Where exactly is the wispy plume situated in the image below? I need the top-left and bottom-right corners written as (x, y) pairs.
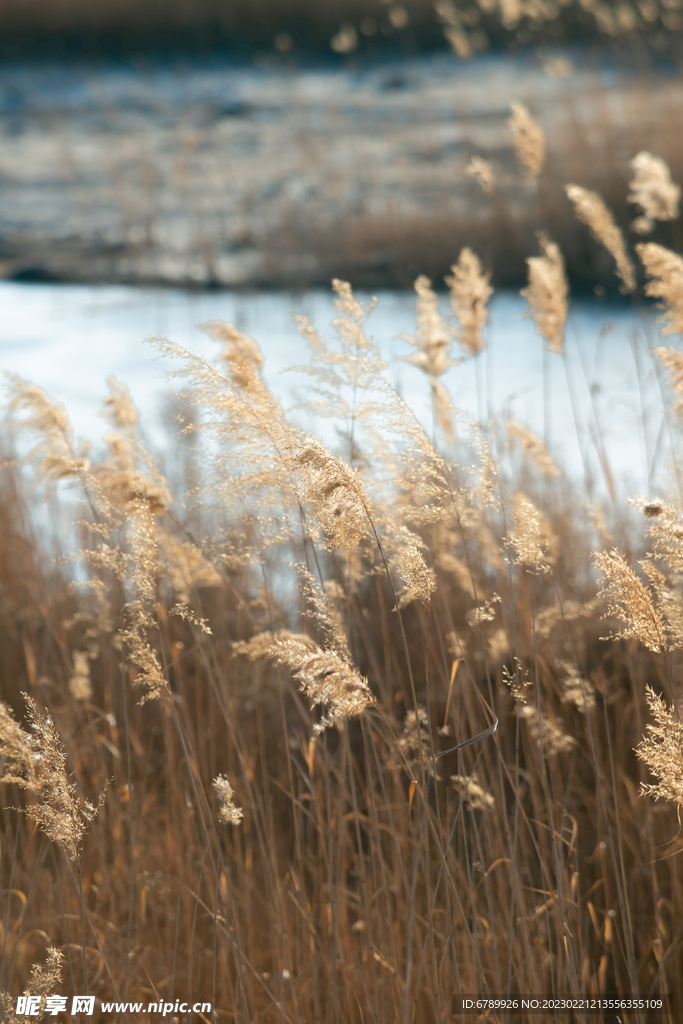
top-left (403, 275), bottom-right (457, 440)
top-left (595, 549), bottom-right (665, 654)
top-left (212, 775), bottom-right (243, 825)
top-left (637, 687), bottom-right (683, 806)
top-left (466, 155), bottom-right (495, 193)
top-left (566, 184), bottom-right (636, 293)
top-left (628, 151), bottom-right (680, 235)
top-left (637, 242), bottom-right (683, 339)
top-left (0, 949), bottom-right (64, 1023)
top-left (508, 102), bottom-right (545, 177)
top-left (101, 376), bottom-right (139, 430)
top-left (0, 696), bottom-right (105, 860)
top-left (446, 248), bottom-right (492, 358)
top-left (508, 421), bottom-right (560, 476)
top-left (235, 631), bottom-right (374, 734)
top-left (521, 233), bottom-right (568, 354)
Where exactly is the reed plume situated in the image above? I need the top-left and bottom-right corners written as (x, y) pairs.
top-left (557, 659), bottom-right (596, 713)
top-left (446, 248), bottom-right (492, 357)
top-left (519, 703), bottom-right (576, 756)
top-left (0, 696), bottom-right (105, 860)
top-left (595, 549), bottom-right (666, 654)
top-left (521, 232), bottom-right (568, 354)
top-left (508, 420), bottom-right (560, 476)
top-left (466, 155), bottom-right (495, 193)
top-left (101, 375), bottom-right (139, 429)
top-left (68, 650), bottom-right (93, 702)
top-left (212, 774), bottom-right (243, 825)
top-left (566, 184), bottom-right (636, 292)
top-left (637, 241), bottom-right (683, 339)
top-left (654, 347), bottom-right (683, 418)
top-left (506, 494), bottom-right (557, 573)
top-left (628, 151), bottom-right (680, 234)
top-left (282, 432), bottom-right (373, 549)
top-left (508, 101), bottom-right (545, 177)
top-left (451, 772), bottom-right (495, 810)
top-left (235, 630), bottom-right (373, 734)
top-left (0, 949), bottom-right (64, 1023)
top-left (403, 275), bottom-right (457, 440)
top-left (637, 687), bottom-right (683, 806)
top-left (198, 319), bottom-right (265, 384)
top-left (8, 376), bottom-right (90, 484)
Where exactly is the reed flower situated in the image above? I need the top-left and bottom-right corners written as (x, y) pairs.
top-left (451, 772), bottom-right (495, 810)
top-left (557, 659), bottom-right (596, 713)
top-left (566, 184), bottom-right (636, 293)
top-left (595, 549), bottom-right (665, 653)
top-left (508, 102), bottom-right (545, 177)
top-left (0, 949), bottom-right (64, 1023)
top-left (403, 275), bottom-right (457, 439)
top-left (198, 319), bottom-right (265, 385)
top-left (466, 155), bottom-right (495, 193)
top-left (446, 248), bottom-right (492, 357)
top-left (101, 375), bottom-right (139, 429)
top-left (398, 707), bottom-right (438, 777)
top-left (0, 696), bottom-right (105, 860)
top-left (8, 376), bottom-right (90, 484)
top-left (628, 151), bottom-right (680, 234)
top-left (508, 421), bottom-right (560, 476)
top-left (506, 495), bottom-right (558, 573)
top-left (235, 631), bottom-right (374, 734)
top-left (213, 775), bottom-right (243, 825)
top-left (519, 703), bottom-right (576, 756)
top-left (637, 242), bottom-right (683, 339)
top-left (637, 687), bottom-right (683, 806)
top-left (521, 233), bottom-right (568, 354)
top-left (282, 433), bottom-right (372, 549)
top-left (68, 650), bottom-right (93, 702)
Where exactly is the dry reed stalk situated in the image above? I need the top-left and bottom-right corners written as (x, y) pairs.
top-left (508, 101), bottom-right (545, 178)
top-left (445, 248), bottom-right (492, 357)
top-left (566, 184), bottom-right (636, 293)
top-left (628, 151), bottom-right (680, 234)
top-left (521, 233), bottom-right (568, 355)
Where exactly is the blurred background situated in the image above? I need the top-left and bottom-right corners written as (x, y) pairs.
top-left (2, 0), bottom-right (681, 492)
top-left (0, 0), bottom-right (682, 291)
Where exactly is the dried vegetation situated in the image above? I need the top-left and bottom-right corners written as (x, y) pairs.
top-left (2, 118), bottom-right (683, 1024)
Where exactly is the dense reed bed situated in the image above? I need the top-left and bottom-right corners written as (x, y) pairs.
top-left (2, 130), bottom-right (683, 1024)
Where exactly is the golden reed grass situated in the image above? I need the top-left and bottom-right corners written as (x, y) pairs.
top-left (1, 133), bottom-right (683, 1024)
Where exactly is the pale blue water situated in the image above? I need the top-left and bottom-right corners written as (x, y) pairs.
top-left (0, 281), bottom-right (673, 498)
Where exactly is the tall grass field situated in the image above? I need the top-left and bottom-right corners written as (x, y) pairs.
top-left (1, 110), bottom-right (683, 1024)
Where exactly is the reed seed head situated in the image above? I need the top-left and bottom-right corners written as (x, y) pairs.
top-left (446, 248), bottom-right (492, 357)
top-left (566, 184), bottom-right (636, 293)
top-left (521, 232), bottom-right (568, 354)
top-left (508, 102), bottom-right (545, 177)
